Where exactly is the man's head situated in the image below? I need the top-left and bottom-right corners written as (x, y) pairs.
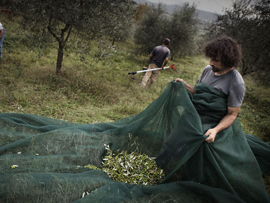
top-left (163, 38), bottom-right (170, 46)
top-left (203, 36), bottom-right (242, 70)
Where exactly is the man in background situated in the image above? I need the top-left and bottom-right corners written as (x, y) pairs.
top-left (140, 38), bottom-right (170, 87)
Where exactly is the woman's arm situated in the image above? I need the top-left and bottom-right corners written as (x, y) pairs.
top-left (204, 106), bottom-right (240, 143)
top-left (174, 78), bottom-right (196, 94)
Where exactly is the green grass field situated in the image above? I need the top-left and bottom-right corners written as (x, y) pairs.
top-left (1, 15), bottom-right (269, 193)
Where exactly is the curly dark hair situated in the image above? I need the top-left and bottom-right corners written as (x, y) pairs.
top-left (203, 36), bottom-right (242, 68)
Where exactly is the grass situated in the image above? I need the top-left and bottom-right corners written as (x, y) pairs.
top-left (1, 14), bottom-right (270, 195)
top-left (0, 44), bottom-right (205, 124)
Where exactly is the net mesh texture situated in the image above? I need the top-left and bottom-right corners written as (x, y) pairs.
top-left (0, 81), bottom-right (269, 203)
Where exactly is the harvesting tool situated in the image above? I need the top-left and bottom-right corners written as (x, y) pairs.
top-left (128, 63), bottom-right (177, 75)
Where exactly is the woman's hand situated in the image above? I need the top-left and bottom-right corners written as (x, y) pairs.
top-left (174, 78), bottom-right (196, 94)
top-left (204, 106), bottom-right (240, 143)
top-left (174, 78), bottom-right (185, 83)
top-left (204, 128), bottom-right (218, 143)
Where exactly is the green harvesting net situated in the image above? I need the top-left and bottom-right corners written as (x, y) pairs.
top-left (0, 81), bottom-right (269, 203)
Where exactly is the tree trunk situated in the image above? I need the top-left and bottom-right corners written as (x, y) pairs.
top-left (47, 18), bottom-right (72, 74)
top-left (56, 44), bottom-right (64, 74)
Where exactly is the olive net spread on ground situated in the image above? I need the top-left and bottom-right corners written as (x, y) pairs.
top-left (0, 81), bottom-right (270, 203)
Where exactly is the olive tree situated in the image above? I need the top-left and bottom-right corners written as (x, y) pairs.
top-left (207, 0), bottom-right (270, 80)
top-left (167, 3), bottom-right (199, 60)
top-left (134, 3), bottom-right (169, 55)
top-left (134, 3), bottom-right (199, 59)
top-left (6, 0), bottom-right (136, 74)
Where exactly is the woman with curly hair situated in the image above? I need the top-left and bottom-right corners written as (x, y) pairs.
top-left (155, 36), bottom-right (270, 202)
top-left (174, 36), bottom-right (245, 143)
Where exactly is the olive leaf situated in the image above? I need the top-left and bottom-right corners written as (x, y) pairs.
top-left (102, 143), bottom-right (164, 185)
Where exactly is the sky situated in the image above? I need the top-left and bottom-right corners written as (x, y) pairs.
top-left (147, 0), bottom-right (234, 14)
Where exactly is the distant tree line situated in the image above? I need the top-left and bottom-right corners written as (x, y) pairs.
top-left (207, 0), bottom-right (270, 81)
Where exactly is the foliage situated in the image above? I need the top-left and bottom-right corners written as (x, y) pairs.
top-left (167, 3), bottom-right (199, 59)
top-left (102, 143), bottom-right (165, 185)
top-left (207, 0), bottom-right (270, 81)
top-left (4, 0), bottom-right (136, 74)
top-left (134, 3), bottom-right (169, 55)
top-left (134, 3), bottom-right (200, 59)
top-left (84, 164), bottom-right (101, 170)
top-left (133, 3), bottom-right (151, 24)
top-left (103, 3), bottom-right (136, 46)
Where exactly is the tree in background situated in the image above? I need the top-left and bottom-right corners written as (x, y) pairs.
top-left (134, 3), bottom-right (151, 24)
top-left (133, 3), bottom-right (169, 55)
top-left (104, 3), bottom-right (136, 46)
top-left (134, 3), bottom-right (199, 59)
top-left (5, 0), bottom-right (136, 74)
top-left (207, 0), bottom-right (270, 81)
top-left (167, 3), bottom-right (198, 60)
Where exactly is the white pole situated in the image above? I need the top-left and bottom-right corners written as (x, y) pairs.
top-left (128, 66), bottom-right (170, 75)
